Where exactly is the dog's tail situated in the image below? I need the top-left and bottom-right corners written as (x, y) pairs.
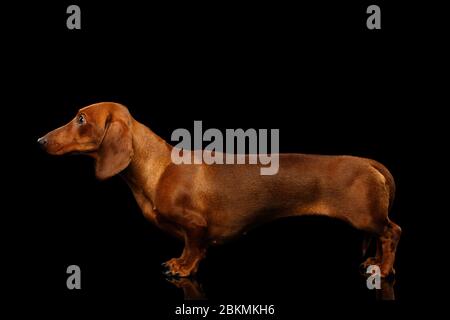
top-left (370, 160), bottom-right (396, 212)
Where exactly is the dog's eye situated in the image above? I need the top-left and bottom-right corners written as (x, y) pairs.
top-left (77, 114), bottom-right (86, 125)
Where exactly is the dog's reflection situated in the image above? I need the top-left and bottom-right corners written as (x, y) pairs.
top-left (165, 275), bottom-right (397, 301)
top-left (375, 277), bottom-right (396, 300)
top-left (165, 277), bottom-right (206, 300)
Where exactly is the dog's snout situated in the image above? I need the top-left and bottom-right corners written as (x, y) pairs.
top-left (37, 137), bottom-right (48, 147)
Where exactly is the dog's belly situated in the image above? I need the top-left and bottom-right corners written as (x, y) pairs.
top-left (205, 204), bottom-right (320, 244)
top-left (207, 223), bottom-right (247, 244)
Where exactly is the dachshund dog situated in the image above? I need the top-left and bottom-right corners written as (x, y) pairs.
top-left (38, 102), bottom-right (401, 278)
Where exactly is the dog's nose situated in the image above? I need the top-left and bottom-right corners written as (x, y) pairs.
top-left (37, 137), bottom-right (48, 146)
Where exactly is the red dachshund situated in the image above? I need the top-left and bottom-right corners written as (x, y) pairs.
top-left (38, 102), bottom-right (401, 278)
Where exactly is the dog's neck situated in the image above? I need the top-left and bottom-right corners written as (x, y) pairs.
top-left (121, 119), bottom-right (172, 203)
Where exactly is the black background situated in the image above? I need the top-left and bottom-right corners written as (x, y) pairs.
top-left (3, 0), bottom-right (446, 318)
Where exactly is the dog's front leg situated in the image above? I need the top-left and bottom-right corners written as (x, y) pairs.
top-left (163, 210), bottom-right (208, 278)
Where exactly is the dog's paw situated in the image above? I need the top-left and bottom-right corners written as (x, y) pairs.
top-left (380, 267), bottom-right (396, 280)
top-left (164, 267), bottom-right (191, 278)
top-left (162, 260), bottom-right (193, 278)
top-left (162, 258), bottom-right (183, 272)
top-left (359, 257), bottom-right (381, 275)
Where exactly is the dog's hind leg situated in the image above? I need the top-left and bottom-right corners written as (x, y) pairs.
top-left (360, 218), bottom-right (401, 277)
top-left (379, 218), bottom-right (402, 277)
top-left (360, 233), bottom-right (382, 273)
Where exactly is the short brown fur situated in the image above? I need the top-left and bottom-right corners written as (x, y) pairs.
top-left (38, 102), bottom-right (401, 277)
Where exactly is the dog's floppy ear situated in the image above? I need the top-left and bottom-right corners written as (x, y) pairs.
top-left (95, 117), bottom-right (133, 180)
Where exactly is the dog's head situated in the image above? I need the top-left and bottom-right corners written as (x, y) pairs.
top-left (38, 102), bottom-right (134, 180)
